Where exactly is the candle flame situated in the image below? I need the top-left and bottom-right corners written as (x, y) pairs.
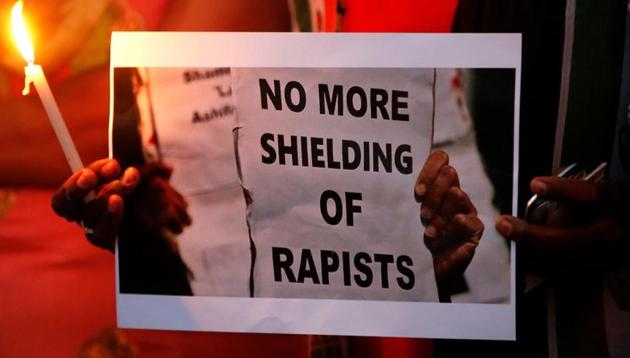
top-left (11, 1), bottom-right (34, 64)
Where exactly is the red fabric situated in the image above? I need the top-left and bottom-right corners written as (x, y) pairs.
top-left (380, 337), bottom-right (432, 358)
top-left (0, 189), bottom-right (115, 357)
top-left (324, 0), bottom-right (338, 31)
top-left (129, 0), bottom-right (170, 30)
top-left (341, 0), bottom-right (457, 32)
top-left (352, 337), bottom-right (433, 358)
top-left (0, 189), bottom-right (309, 357)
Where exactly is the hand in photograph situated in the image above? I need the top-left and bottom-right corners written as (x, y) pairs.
top-left (415, 151), bottom-right (484, 299)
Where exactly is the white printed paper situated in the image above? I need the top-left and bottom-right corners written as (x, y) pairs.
top-left (110, 32), bottom-right (520, 340)
top-left (234, 67), bottom-right (437, 301)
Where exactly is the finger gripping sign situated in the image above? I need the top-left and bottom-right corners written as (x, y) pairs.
top-left (234, 68), bottom-right (437, 301)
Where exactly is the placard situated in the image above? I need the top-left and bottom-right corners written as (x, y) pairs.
top-left (110, 32), bottom-right (520, 340)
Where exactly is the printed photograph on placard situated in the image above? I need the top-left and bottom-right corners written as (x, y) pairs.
top-left (111, 66), bottom-right (514, 304)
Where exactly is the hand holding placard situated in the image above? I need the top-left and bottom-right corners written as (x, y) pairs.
top-left (415, 151), bottom-right (484, 301)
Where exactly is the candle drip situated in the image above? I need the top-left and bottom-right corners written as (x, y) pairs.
top-left (22, 63), bottom-right (35, 95)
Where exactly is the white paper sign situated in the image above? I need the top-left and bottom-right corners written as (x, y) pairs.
top-left (233, 67), bottom-right (437, 301)
top-left (110, 32), bottom-right (520, 340)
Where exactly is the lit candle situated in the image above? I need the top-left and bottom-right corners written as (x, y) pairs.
top-left (11, 0), bottom-right (84, 173)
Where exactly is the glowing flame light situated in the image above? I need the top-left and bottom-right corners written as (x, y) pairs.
top-left (11, 1), bottom-right (34, 63)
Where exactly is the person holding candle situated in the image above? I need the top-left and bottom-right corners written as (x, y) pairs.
top-left (1, 0), bottom-right (485, 357)
top-left (0, 0), bottom-right (311, 357)
top-left (0, 0), bottom-right (145, 355)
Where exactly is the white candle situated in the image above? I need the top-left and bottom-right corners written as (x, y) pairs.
top-left (12, 0), bottom-right (84, 173)
top-left (24, 64), bottom-right (84, 173)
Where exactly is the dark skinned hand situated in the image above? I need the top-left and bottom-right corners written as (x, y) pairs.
top-left (495, 176), bottom-right (628, 274)
top-left (52, 159), bottom-right (191, 252)
top-left (125, 161), bottom-right (192, 238)
top-left (415, 151), bottom-right (484, 299)
top-left (51, 159), bottom-right (140, 251)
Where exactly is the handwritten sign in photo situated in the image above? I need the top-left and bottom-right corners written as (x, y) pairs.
top-left (234, 67), bottom-right (436, 301)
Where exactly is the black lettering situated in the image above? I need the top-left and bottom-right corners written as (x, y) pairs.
top-left (184, 71), bottom-right (193, 83)
top-left (345, 192), bottom-right (362, 226)
top-left (300, 136), bottom-right (309, 166)
top-left (373, 143), bottom-right (392, 173)
top-left (363, 141), bottom-right (370, 171)
top-left (396, 255), bottom-right (415, 290)
top-left (374, 254), bottom-right (394, 288)
top-left (320, 190), bottom-right (343, 225)
top-left (395, 144), bottom-right (413, 175)
top-left (215, 85), bottom-right (232, 97)
top-left (277, 135), bottom-right (298, 165)
top-left (347, 86), bottom-right (367, 117)
top-left (285, 81), bottom-right (306, 112)
top-left (342, 251), bottom-right (351, 286)
top-left (191, 105), bottom-right (235, 124)
top-left (320, 250), bottom-right (340, 285)
top-left (259, 79), bottom-right (282, 110)
top-left (326, 138), bottom-right (341, 169)
top-left (311, 137), bottom-right (325, 167)
top-left (370, 88), bottom-right (390, 119)
top-left (319, 84), bottom-right (343, 116)
top-left (260, 133), bottom-right (276, 164)
top-left (342, 140), bottom-right (361, 170)
top-left (184, 68), bottom-right (230, 84)
top-left (272, 247), bottom-right (296, 282)
top-left (392, 90), bottom-right (409, 121)
top-left (297, 249), bottom-right (320, 284)
top-left (353, 252), bottom-right (373, 288)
